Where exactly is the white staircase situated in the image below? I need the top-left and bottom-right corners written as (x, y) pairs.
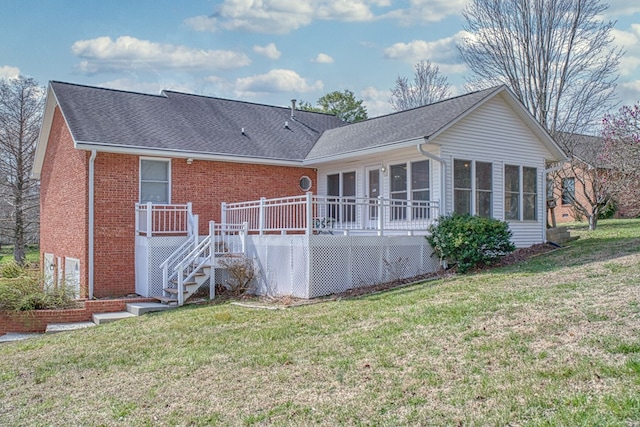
top-left (155, 221), bottom-right (247, 305)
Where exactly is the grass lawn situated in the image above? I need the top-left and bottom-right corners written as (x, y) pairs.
top-left (1, 220), bottom-right (639, 426)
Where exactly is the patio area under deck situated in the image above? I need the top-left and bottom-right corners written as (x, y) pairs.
top-left (135, 195), bottom-right (441, 299)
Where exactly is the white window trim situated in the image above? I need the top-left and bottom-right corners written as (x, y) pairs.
top-left (504, 164), bottom-right (539, 222)
top-left (388, 160), bottom-right (431, 221)
top-left (139, 157), bottom-right (171, 204)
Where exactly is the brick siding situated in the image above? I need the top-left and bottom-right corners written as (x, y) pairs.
top-left (39, 107), bottom-right (89, 297)
top-left (0, 298), bottom-right (155, 334)
top-left (40, 111), bottom-right (317, 297)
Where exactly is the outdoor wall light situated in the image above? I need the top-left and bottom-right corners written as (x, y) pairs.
top-left (381, 165), bottom-right (387, 175)
top-left (186, 158), bottom-right (194, 165)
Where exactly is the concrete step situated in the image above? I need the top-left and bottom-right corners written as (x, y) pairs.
top-left (0, 332), bottom-right (41, 343)
top-left (46, 321), bottom-right (96, 333)
top-left (126, 302), bottom-right (175, 316)
top-left (92, 311), bottom-right (136, 325)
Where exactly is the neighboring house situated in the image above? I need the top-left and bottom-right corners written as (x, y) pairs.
top-left (548, 133), bottom-right (605, 223)
top-left (34, 82), bottom-right (566, 301)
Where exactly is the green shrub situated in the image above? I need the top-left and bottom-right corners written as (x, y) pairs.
top-left (1, 260), bottom-right (25, 278)
top-left (427, 214), bottom-right (516, 273)
top-left (0, 273), bottom-right (77, 311)
top-left (598, 200), bottom-right (618, 220)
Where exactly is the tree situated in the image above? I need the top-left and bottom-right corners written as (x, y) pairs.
top-left (389, 60), bottom-right (452, 111)
top-left (458, 0), bottom-right (622, 136)
top-left (299, 90), bottom-right (368, 123)
top-left (0, 76), bottom-right (43, 264)
top-left (550, 133), bottom-right (614, 230)
top-left (601, 102), bottom-right (640, 217)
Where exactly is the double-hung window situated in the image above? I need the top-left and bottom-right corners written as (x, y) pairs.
top-left (140, 159), bottom-right (170, 204)
top-left (561, 178), bottom-right (575, 205)
top-left (390, 160), bottom-right (430, 220)
top-left (504, 165), bottom-right (538, 221)
top-left (454, 159), bottom-right (493, 217)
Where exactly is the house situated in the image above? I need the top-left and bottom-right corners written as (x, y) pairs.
top-left (34, 82), bottom-right (566, 301)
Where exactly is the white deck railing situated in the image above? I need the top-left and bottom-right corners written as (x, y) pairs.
top-left (222, 192), bottom-right (439, 235)
top-left (135, 202), bottom-right (193, 236)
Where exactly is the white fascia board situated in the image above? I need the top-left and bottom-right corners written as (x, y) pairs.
top-left (303, 136), bottom-right (427, 165)
top-left (74, 141), bottom-right (305, 167)
top-left (32, 85), bottom-right (59, 179)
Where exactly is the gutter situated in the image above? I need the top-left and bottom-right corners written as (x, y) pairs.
top-left (88, 150), bottom-right (96, 299)
top-left (417, 137), bottom-right (446, 213)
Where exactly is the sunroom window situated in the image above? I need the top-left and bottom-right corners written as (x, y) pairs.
top-left (454, 159), bottom-right (492, 217)
top-left (390, 160), bottom-right (430, 220)
top-left (505, 165), bottom-right (538, 221)
top-left (140, 159), bottom-right (170, 204)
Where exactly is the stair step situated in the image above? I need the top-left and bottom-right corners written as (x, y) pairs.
top-left (164, 288), bottom-right (189, 295)
top-left (153, 295), bottom-right (178, 304)
top-left (46, 321), bottom-right (96, 333)
top-left (92, 311), bottom-right (136, 325)
top-left (126, 302), bottom-right (175, 315)
top-left (169, 280), bottom-right (198, 286)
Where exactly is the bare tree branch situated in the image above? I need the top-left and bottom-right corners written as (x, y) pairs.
top-left (389, 61), bottom-right (452, 111)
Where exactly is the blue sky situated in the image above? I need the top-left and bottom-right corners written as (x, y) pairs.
top-left (2, 0), bottom-right (640, 117)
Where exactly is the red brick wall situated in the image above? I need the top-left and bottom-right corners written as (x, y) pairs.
top-left (172, 159), bottom-right (317, 235)
top-left (93, 153), bottom-right (138, 297)
top-left (91, 154), bottom-right (316, 296)
top-left (39, 107), bottom-right (89, 297)
top-left (40, 111), bottom-right (317, 298)
top-left (0, 298), bottom-right (155, 334)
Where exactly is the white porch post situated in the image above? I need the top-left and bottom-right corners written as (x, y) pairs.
top-left (209, 221), bottom-right (216, 300)
top-left (259, 197), bottom-right (266, 235)
top-left (221, 202), bottom-right (227, 225)
top-left (377, 196), bottom-right (384, 236)
top-left (146, 202), bottom-right (153, 237)
top-left (306, 192), bottom-right (313, 235)
top-left (186, 202), bottom-right (193, 235)
top-left (241, 222), bottom-right (248, 253)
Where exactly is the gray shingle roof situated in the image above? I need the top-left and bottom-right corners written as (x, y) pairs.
top-left (51, 81), bottom-right (345, 162)
top-left (306, 86), bottom-right (502, 160)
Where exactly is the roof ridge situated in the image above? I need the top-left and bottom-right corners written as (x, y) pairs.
top-left (50, 80), bottom-right (167, 99)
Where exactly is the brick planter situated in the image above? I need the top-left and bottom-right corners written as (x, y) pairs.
top-left (0, 297), bottom-right (156, 335)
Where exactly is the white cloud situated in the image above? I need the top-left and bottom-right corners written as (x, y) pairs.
top-left (186, 0), bottom-right (390, 34)
top-left (71, 36), bottom-right (251, 74)
top-left (235, 69), bottom-right (323, 96)
top-left (0, 65), bottom-right (20, 79)
top-left (360, 86), bottom-right (392, 117)
top-left (253, 43), bottom-right (282, 60)
top-left (603, 0), bottom-right (640, 18)
top-left (383, 32), bottom-right (468, 75)
top-left (312, 53), bottom-right (334, 63)
top-left (381, 0), bottom-right (468, 25)
top-left (612, 26), bottom-right (640, 77)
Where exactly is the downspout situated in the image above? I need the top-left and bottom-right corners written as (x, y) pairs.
top-left (88, 150), bottom-right (96, 299)
top-left (417, 137), bottom-right (446, 214)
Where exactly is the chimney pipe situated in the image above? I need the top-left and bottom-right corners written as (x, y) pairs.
top-left (291, 99), bottom-right (296, 118)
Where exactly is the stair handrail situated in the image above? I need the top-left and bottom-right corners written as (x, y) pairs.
top-left (160, 206), bottom-right (198, 297)
top-left (175, 233), bottom-right (212, 305)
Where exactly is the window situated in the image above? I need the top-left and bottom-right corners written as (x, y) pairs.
top-left (390, 160), bottom-right (430, 220)
top-left (561, 177), bottom-right (575, 205)
top-left (140, 159), bottom-right (170, 203)
top-left (411, 160), bottom-right (430, 218)
top-left (327, 172), bottom-right (355, 222)
top-left (504, 165), bottom-right (538, 221)
top-left (504, 165), bottom-right (520, 220)
top-left (476, 162), bottom-right (493, 218)
top-left (390, 163), bottom-right (408, 220)
top-left (454, 159), bottom-right (471, 214)
top-left (523, 167), bottom-right (537, 221)
top-left (299, 176), bottom-right (312, 191)
top-left (454, 159), bottom-right (493, 217)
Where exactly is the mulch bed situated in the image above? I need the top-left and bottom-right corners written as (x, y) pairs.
top-left (192, 243), bottom-right (561, 307)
